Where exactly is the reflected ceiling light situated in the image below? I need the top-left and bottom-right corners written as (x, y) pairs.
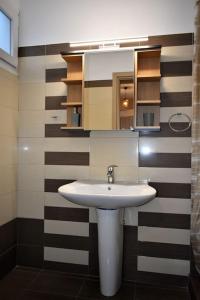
top-left (141, 146), bottom-right (151, 155)
top-left (122, 86), bottom-right (129, 108)
top-left (69, 36), bottom-right (148, 48)
top-left (23, 146), bottom-right (29, 151)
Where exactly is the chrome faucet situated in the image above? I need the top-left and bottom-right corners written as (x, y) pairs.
top-left (107, 165), bottom-right (118, 184)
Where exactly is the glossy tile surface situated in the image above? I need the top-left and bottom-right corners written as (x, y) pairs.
top-left (0, 267), bottom-right (190, 300)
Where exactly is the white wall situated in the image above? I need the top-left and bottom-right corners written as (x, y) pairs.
top-left (19, 0), bottom-right (195, 46)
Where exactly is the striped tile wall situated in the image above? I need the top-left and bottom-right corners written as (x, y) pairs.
top-left (17, 33), bottom-right (193, 287)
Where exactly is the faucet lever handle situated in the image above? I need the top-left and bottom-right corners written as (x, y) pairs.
top-left (107, 165), bottom-right (118, 171)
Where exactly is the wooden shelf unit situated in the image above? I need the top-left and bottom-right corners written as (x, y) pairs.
top-left (134, 47), bottom-right (161, 129)
top-left (60, 54), bottom-right (84, 129)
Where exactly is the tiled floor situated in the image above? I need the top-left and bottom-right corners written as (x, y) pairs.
top-left (0, 267), bottom-right (191, 300)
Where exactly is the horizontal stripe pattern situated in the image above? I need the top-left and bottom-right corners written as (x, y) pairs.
top-left (45, 124), bottom-right (90, 137)
top-left (44, 247), bottom-right (88, 265)
top-left (139, 153), bottom-right (191, 168)
top-left (45, 179), bottom-right (75, 192)
top-left (44, 233), bottom-right (89, 250)
top-left (161, 61), bottom-right (192, 77)
top-left (138, 241), bottom-right (190, 260)
top-left (18, 33), bottom-right (193, 57)
top-left (44, 260), bottom-right (88, 274)
top-left (45, 96), bottom-right (66, 110)
top-left (160, 92), bottom-right (192, 107)
top-left (138, 212), bottom-right (190, 229)
top-left (45, 151), bottom-right (89, 166)
top-left (149, 182), bottom-right (191, 198)
top-left (44, 220), bottom-right (89, 237)
top-left (46, 68), bottom-right (67, 82)
top-left (45, 206), bottom-right (89, 222)
top-left (85, 80), bottom-right (112, 87)
top-left (139, 123), bottom-right (191, 137)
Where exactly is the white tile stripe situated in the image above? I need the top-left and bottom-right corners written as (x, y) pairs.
top-left (160, 107), bottom-right (192, 123)
top-left (45, 192), bottom-right (85, 208)
top-left (138, 227), bottom-right (190, 245)
top-left (44, 220), bottom-right (89, 237)
top-left (138, 256), bottom-right (190, 276)
top-left (44, 247), bottom-right (89, 265)
top-left (161, 77), bottom-right (192, 93)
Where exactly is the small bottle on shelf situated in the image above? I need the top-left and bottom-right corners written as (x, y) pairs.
top-left (72, 107), bottom-right (80, 127)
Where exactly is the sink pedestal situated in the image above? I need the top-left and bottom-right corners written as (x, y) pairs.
top-left (97, 208), bottom-right (123, 297)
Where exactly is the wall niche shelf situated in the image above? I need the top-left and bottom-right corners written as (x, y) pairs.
top-left (60, 53), bottom-right (84, 129)
top-left (134, 46), bottom-right (161, 130)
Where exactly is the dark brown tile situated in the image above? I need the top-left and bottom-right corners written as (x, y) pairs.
top-left (18, 45), bottom-right (45, 57)
top-left (135, 271), bottom-right (189, 287)
top-left (45, 207), bottom-right (89, 222)
top-left (17, 245), bottom-right (43, 268)
top-left (17, 218), bottom-right (44, 245)
top-left (149, 182), bottom-right (191, 199)
top-left (189, 276), bottom-right (200, 300)
top-left (124, 226), bottom-right (138, 255)
top-left (160, 92), bottom-right (192, 107)
top-left (0, 219), bottom-right (16, 254)
top-left (123, 226), bottom-right (138, 281)
top-left (46, 68), bottom-right (67, 82)
top-left (161, 61), bottom-right (192, 77)
top-left (21, 290), bottom-right (76, 300)
top-left (78, 279), bottom-right (134, 300)
top-left (46, 43), bottom-right (68, 55)
top-left (44, 261), bottom-right (88, 275)
top-left (89, 223), bottom-right (99, 276)
top-left (135, 284), bottom-right (190, 300)
top-left (138, 212), bottom-right (190, 229)
top-left (30, 270), bottom-right (84, 297)
top-left (45, 152), bottom-right (89, 166)
top-left (139, 153), bottom-right (191, 168)
top-left (145, 33), bottom-right (193, 47)
top-left (44, 233), bottom-right (89, 250)
top-left (0, 246), bottom-right (16, 279)
top-left (85, 80), bottom-right (112, 88)
top-left (45, 179), bottom-right (75, 193)
top-left (45, 96), bottom-right (66, 110)
top-left (45, 125), bottom-right (90, 138)
top-left (139, 123), bottom-right (191, 137)
top-left (138, 241), bottom-right (190, 260)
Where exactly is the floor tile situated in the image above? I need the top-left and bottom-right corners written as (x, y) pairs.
top-left (78, 279), bottom-right (134, 300)
top-left (135, 284), bottom-right (190, 300)
top-left (21, 290), bottom-right (76, 299)
top-left (29, 270), bottom-right (84, 297)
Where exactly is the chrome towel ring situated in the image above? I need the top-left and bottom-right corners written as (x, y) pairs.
top-left (168, 112), bottom-right (192, 132)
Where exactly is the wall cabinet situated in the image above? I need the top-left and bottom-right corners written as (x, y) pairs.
top-left (60, 54), bottom-right (84, 129)
top-left (60, 46), bottom-right (161, 131)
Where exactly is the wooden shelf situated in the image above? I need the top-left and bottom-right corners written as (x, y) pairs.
top-left (61, 78), bottom-right (82, 84)
top-left (137, 74), bottom-right (161, 81)
top-left (137, 100), bottom-right (161, 104)
top-left (60, 126), bottom-right (84, 130)
top-left (62, 55), bottom-right (82, 63)
top-left (61, 102), bottom-right (82, 106)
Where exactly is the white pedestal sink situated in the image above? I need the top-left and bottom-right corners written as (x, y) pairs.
top-left (58, 180), bottom-right (156, 297)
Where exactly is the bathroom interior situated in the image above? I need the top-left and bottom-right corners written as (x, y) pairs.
top-left (0, 0), bottom-right (199, 299)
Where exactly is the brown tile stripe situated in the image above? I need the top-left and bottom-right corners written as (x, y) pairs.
top-left (45, 96), bottom-right (66, 110)
top-left (161, 61), bottom-right (192, 77)
top-left (18, 45), bottom-right (45, 57)
top-left (17, 245), bottom-right (43, 268)
top-left (45, 206), bottom-right (89, 222)
top-left (0, 219), bottom-right (16, 255)
top-left (17, 218), bottom-right (44, 246)
top-left (139, 153), bottom-right (191, 168)
top-left (46, 43), bottom-right (68, 55)
top-left (46, 68), bottom-right (67, 82)
top-left (160, 92), bottom-right (192, 107)
top-left (135, 271), bottom-right (188, 287)
top-left (44, 260), bottom-right (88, 275)
top-left (45, 151), bottom-right (89, 166)
top-left (149, 182), bottom-right (191, 198)
top-left (45, 179), bottom-right (75, 193)
top-left (18, 33), bottom-right (193, 57)
top-left (89, 223), bottom-right (99, 276)
top-left (44, 233), bottom-right (89, 251)
top-left (139, 122), bottom-right (191, 137)
top-left (85, 80), bottom-right (113, 88)
top-left (123, 225), bottom-right (138, 280)
top-left (138, 212), bottom-right (190, 229)
top-left (45, 124), bottom-right (90, 137)
top-left (138, 241), bottom-right (190, 260)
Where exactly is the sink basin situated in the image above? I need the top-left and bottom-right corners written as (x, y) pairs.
top-left (58, 180), bottom-right (156, 209)
top-left (58, 180), bottom-right (156, 297)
